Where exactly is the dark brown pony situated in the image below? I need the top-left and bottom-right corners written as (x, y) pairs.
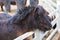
top-left (0, 6), bottom-right (52, 40)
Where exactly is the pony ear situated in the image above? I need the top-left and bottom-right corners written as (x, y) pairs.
top-left (38, 6), bottom-right (49, 15)
top-left (38, 6), bottom-right (45, 14)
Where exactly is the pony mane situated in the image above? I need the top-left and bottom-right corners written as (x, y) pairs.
top-left (9, 6), bottom-right (35, 24)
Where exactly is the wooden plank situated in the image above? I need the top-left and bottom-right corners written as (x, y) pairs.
top-left (14, 32), bottom-right (34, 40)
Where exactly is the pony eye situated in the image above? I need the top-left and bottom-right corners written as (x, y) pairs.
top-left (34, 13), bottom-right (40, 20)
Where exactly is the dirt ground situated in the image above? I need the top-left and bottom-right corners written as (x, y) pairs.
top-left (51, 32), bottom-right (60, 40)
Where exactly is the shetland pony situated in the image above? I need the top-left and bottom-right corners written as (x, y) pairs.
top-left (0, 6), bottom-right (52, 40)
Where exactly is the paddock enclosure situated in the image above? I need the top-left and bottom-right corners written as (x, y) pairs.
top-left (0, 0), bottom-right (60, 40)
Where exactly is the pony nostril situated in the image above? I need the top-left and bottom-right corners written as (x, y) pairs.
top-left (49, 27), bottom-right (51, 30)
top-left (47, 25), bottom-right (52, 30)
top-left (48, 26), bottom-right (52, 30)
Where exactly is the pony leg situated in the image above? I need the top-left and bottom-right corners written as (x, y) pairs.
top-left (5, 0), bottom-right (11, 12)
top-left (16, 0), bottom-right (22, 10)
top-left (16, 0), bottom-right (27, 10)
top-left (1, 4), bottom-right (4, 11)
